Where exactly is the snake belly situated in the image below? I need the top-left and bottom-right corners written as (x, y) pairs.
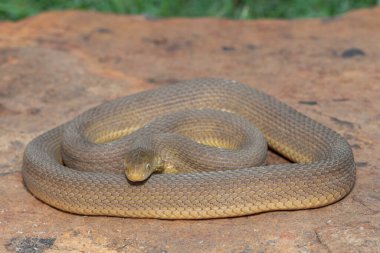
top-left (22, 78), bottom-right (356, 219)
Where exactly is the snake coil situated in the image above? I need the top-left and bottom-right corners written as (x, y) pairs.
top-left (22, 79), bottom-right (356, 219)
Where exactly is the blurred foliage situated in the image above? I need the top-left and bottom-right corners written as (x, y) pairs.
top-left (0, 0), bottom-right (378, 20)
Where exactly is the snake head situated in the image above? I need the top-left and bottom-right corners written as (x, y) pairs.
top-left (124, 145), bottom-right (159, 182)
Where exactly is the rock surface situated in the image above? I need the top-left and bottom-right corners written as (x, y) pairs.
top-left (1, 7), bottom-right (379, 253)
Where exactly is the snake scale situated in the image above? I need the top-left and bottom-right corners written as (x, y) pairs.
top-left (22, 78), bottom-right (356, 219)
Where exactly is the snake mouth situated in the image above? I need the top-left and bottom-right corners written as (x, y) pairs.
top-left (126, 171), bottom-right (150, 182)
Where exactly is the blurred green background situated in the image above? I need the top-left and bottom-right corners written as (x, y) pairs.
top-left (0, 0), bottom-right (378, 21)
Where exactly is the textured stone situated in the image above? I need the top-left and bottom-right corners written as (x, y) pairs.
top-left (0, 7), bottom-right (379, 252)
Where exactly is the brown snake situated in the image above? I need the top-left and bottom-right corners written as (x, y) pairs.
top-left (22, 78), bottom-right (356, 219)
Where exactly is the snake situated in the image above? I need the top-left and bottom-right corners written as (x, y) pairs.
top-left (22, 78), bottom-right (356, 219)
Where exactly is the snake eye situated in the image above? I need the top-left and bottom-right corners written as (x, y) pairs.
top-left (145, 163), bottom-right (151, 171)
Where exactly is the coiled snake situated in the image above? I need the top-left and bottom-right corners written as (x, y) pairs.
top-left (22, 79), bottom-right (356, 219)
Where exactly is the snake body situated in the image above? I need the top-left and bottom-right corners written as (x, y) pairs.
top-left (22, 78), bottom-right (356, 219)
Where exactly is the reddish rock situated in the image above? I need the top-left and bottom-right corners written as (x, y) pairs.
top-left (0, 7), bottom-right (379, 252)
